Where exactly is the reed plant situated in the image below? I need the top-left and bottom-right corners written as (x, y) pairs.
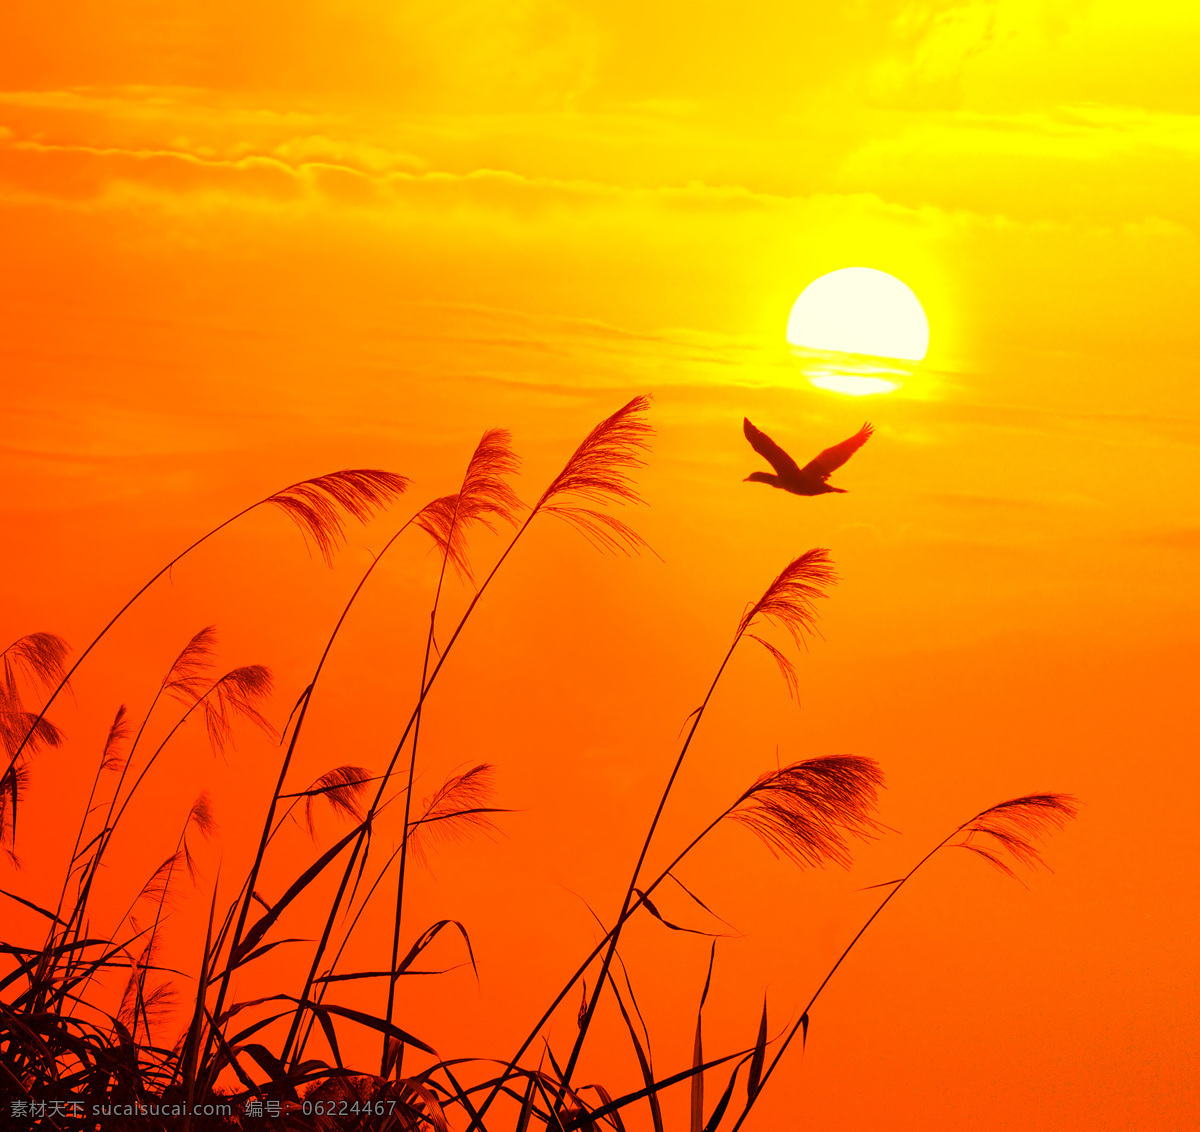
top-left (0, 400), bottom-right (1076, 1131)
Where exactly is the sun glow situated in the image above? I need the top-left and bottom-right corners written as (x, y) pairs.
top-left (787, 268), bottom-right (929, 396)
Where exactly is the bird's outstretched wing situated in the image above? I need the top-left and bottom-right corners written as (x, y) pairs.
top-left (743, 418), bottom-right (801, 476)
top-left (801, 423), bottom-right (874, 479)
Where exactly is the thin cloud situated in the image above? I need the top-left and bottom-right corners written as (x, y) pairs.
top-left (923, 492), bottom-right (1059, 512)
top-left (1130, 527), bottom-right (1200, 550)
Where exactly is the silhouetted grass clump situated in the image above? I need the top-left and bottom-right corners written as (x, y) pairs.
top-left (0, 398), bottom-right (1077, 1131)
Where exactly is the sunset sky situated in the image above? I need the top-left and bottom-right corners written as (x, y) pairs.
top-left (2, 1), bottom-right (1198, 1128)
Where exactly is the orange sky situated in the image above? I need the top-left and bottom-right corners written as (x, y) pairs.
top-left (2, 2), bottom-right (1199, 1129)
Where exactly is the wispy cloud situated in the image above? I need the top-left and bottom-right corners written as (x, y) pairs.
top-left (1131, 526), bottom-right (1200, 550)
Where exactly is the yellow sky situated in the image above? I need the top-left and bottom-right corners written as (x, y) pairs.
top-left (2, 2), bottom-right (1198, 1129)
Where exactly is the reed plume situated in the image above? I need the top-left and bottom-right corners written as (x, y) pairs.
top-left (536, 394), bottom-right (653, 554)
top-left (407, 764), bottom-right (502, 865)
top-left (738, 549), bottom-right (837, 698)
top-left (108, 797), bottom-right (217, 948)
top-left (0, 714), bottom-right (61, 852)
top-left (195, 666), bottom-right (276, 755)
top-left (0, 763), bottom-right (29, 864)
top-left (0, 710), bottom-right (63, 762)
top-left (162, 626), bottom-right (219, 707)
top-left (103, 626), bottom-right (221, 828)
top-left (98, 704), bottom-right (131, 773)
top-left (0, 634), bottom-right (69, 845)
top-left (416, 429), bottom-right (523, 581)
top-left (953, 794), bottom-right (1079, 877)
top-left (1, 632), bottom-right (70, 700)
top-left (738, 549), bottom-right (837, 644)
top-left (269, 469), bottom-right (412, 567)
top-left (726, 756), bottom-right (885, 869)
top-left (180, 793), bottom-right (218, 884)
top-left (302, 766), bottom-right (372, 839)
top-left (137, 853), bottom-right (186, 908)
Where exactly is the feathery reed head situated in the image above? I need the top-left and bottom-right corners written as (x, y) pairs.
top-left (199, 665), bottom-right (275, 756)
top-left (0, 636), bottom-right (73, 851)
top-left (187, 792), bottom-right (217, 838)
top-left (726, 755), bottom-right (885, 869)
top-left (100, 705), bottom-right (131, 772)
top-left (409, 763), bottom-right (502, 864)
top-left (536, 395), bottom-right (653, 554)
top-left (268, 469), bottom-right (410, 566)
top-left (954, 793), bottom-right (1078, 877)
top-left (746, 635), bottom-right (801, 700)
top-left (117, 933), bottom-right (177, 1037)
top-left (136, 796), bottom-right (216, 901)
top-left (2, 632), bottom-right (70, 700)
top-left (176, 797), bottom-right (217, 883)
top-left (163, 626), bottom-right (218, 706)
top-left (302, 764), bottom-right (372, 839)
top-left (739, 549), bottom-right (838, 648)
top-left (0, 761), bottom-right (30, 856)
top-left (417, 429), bottom-right (523, 580)
top-left (181, 792), bottom-right (218, 884)
top-left (137, 852), bottom-right (185, 908)
top-left (0, 710), bottom-right (63, 761)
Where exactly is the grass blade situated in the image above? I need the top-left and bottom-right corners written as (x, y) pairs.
top-left (747, 998), bottom-right (767, 1103)
top-left (692, 942), bottom-right (717, 1132)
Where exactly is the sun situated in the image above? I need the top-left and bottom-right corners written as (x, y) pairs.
top-left (787, 268), bottom-right (929, 395)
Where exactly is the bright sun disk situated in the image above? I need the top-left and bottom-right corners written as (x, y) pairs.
top-left (787, 268), bottom-right (929, 395)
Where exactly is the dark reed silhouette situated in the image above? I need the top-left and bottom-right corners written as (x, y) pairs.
top-left (743, 418), bottom-right (873, 495)
top-left (0, 632), bottom-right (69, 856)
top-left (0, 401), bottom-right (1080, 1132)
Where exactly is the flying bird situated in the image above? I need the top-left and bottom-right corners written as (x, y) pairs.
top-left (743, 418), bottom-right (873, 496)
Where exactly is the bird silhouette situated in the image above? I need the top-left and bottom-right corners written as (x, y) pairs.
top-left (743, 418), bottom-right (873, 495)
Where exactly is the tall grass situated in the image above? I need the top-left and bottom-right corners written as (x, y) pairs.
top-left (0, 403), bottom-right (1077, 1131)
